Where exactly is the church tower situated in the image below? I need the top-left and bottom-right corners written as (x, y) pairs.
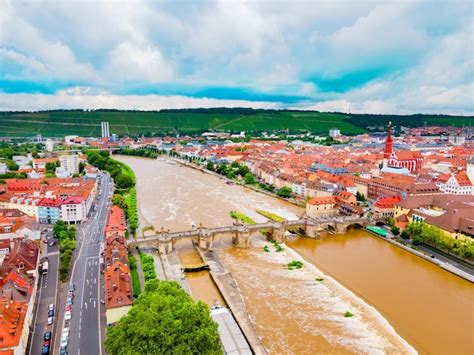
top-left (384, 121), bottom-right (393, 159)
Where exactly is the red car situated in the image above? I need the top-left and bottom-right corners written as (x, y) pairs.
top-left (65, 304), bottom-right (73, 312)
top-left (43, 339), bottom-right (50, 347)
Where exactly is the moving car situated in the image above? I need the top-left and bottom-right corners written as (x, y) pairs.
top-left (48, 241), bottom-right (56, 247)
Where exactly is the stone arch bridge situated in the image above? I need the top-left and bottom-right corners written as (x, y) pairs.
top-left (128, 216), bottom-right (371, 254)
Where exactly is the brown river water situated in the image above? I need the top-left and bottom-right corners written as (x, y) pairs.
top-left (116, 156), bottom-right (473, 355)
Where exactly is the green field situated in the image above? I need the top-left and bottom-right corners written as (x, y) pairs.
top-left (0, 109), bottom-right (471, 137)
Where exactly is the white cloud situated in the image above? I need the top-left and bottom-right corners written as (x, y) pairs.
top-left (106, 42), bottom-right (174, 82)
top-left (0, 0), bottom-right (473, 114)
top-left (0, 90), bottom-right (280, 111)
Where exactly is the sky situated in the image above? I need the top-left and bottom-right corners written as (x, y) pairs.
top-left (0, 0), bottom-right (473, 114)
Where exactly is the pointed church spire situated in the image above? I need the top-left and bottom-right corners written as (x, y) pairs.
top-left (384, 121), bottom-right (393, 159)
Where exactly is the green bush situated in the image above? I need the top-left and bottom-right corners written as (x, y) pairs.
top-left (344, 311), bottom-right (354, 318)
top-left (139, 252), bottom-right (157, 282)
top-left (287, 260), bottom-right (303, 270)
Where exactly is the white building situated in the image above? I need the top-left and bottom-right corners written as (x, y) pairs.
top-left (45, 139), bottom-right (54, 152)
top-left (436, 172), bottom-right (473, 195)
top-left (60, 196), bottom-right (87, 223)
top-left (59, 154), bottom-right (80, 175)
top-left (329, 128), bottom-right (341, 138)
top-left (0, 196), bottom-right (40, 220)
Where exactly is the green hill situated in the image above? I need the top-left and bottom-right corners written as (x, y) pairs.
top-left (0, 109), bottom-right (472, 138)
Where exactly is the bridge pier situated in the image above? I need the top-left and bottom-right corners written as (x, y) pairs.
top-left (157, 237), bottom-right (174, 254)
top-left (304, 224), bottom-right (321, 239)
top-left (268, 226), bottom-right (286, 243)
top-left (233, 228), bottom-right (251, 248)
top-left (197, 232), bottom-right (214, 250)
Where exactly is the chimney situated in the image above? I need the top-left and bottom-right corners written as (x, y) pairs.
top-left (112, 283), bottom-right (117, 290)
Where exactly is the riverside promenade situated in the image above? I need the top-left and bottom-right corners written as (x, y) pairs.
top-left (197, 248), bottom-right (268, 355)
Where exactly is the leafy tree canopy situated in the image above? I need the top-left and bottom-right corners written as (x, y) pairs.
top-left (105, 279), bottom-right (222, 355)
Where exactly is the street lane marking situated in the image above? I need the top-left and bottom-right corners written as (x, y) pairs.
top-left (84, 302), bottom-right (88, 309)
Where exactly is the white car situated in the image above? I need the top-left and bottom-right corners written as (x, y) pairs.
top-left (48, 304), bottom-right (55, 312)
top-left (47, 316), bottom-right (53, 325)
top-left (60, 337), bottom-right (68, 347)
top-left (62, 328), bottom-right (69, 338)
top-left (64, 311), bottom-right (71, 321)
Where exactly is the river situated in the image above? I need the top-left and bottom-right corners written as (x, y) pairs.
top-left (116, 155), bottom-right (473, 355)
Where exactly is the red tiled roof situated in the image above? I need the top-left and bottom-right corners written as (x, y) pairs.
top-left (308, 196), bottom-right (337, 205)
top-left (104, 261), bottom-right (133, 309)
top-left (374, 196), bottom-right (401, 209)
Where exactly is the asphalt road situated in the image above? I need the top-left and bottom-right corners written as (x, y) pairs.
top-left (57, 172), bottom-right (111, 355)
top-left (29, 231), bottom-right (59, 355)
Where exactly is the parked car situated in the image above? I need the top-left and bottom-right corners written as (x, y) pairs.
top-left (60, 346), bottom-right (68, 355)
top-left (43, 339), bottom-right (50, 347)
top-left (68, 284), bottom-right (75, 292)
top-left (48, 304), bottom-right (55, 312)
top-left (41, 346), bottom-right (50, 355)
top-left (67, 290), bottom-right (74, 298)
top-left (47, 316), bottom-right (53, 325)
top-left (64, 311), bottom-right (71, 321)
top-left (65, 304), bottom-right (73, 312)
top-left (66, 297), bottom-right (73, 305)
top-left (62, 327), bottom-right (70, 338)
top-left (43, 331), bottom-right (52, 340)
top-left (47, 309), bottom-right (54, 317)
top-left (60, 336), bottom-right (68, 348)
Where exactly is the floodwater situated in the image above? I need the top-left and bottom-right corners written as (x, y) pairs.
top-left (116, 155), bottom-right (473, 354)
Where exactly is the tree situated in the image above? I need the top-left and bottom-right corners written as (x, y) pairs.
top-left (6, 160), bottom-right (19, 171)
top-left (105, 280), bottom-right (221, 355)
top-left (79, 162), bottom-right (85, 174)
top-left (45, 162), bottom-right (57, 172)
top-left (244, 172), bottom-right (256, 185)
top-left (391, 226), bottom-right (400, 236)
top-left (206, 162), bottom-right (215, 171)
top-left (387, 217), bottom-right (395, 228)
top-left (356, 191), bottom-right (365, 202)
top-left (276, 186), bottom-right (292, 198)
top-left (400, 230), bottom-right (410, 240)
top-left (115, 173), bottom-right (134, 190)
top-left (112, 194), bottom-right (126, 208)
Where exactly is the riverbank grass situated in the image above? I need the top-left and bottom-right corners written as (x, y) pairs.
top-left (229, 210), bottom-right (256, 224)
top-left (256, 210), bottom-right (285, 223)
